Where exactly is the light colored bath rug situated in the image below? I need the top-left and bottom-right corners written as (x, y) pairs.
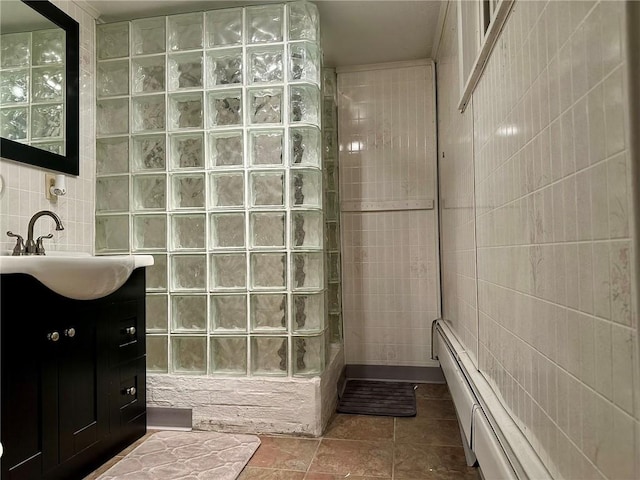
top-left (97, 431), bottom-right (261, 480)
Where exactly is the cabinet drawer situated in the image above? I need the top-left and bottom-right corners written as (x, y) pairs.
top-left (108, 300), bottom-right (145, 366)
top-left (114, 357), bottom-right (146, 426)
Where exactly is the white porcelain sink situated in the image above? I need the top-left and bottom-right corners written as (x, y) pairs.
top-left (0, 253), bottom-right (154, 300)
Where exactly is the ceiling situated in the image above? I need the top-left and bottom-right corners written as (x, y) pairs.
top-left (85, 0), bottom-right (443, 67)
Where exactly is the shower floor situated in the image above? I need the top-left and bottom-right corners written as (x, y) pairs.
top-left (85, 384), bottom-right (478, 479)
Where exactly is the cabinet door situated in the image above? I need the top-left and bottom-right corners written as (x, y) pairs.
top-left (57, 306), bottom-right (109, 463)
top-left (0, 275), bottom-right (56, 480)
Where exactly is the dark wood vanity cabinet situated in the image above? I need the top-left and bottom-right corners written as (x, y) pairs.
top-left (0, 269), bottom-right (147, 480)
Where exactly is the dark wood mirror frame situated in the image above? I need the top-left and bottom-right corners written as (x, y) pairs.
top-left (0, 0), bottom-right (80, 175)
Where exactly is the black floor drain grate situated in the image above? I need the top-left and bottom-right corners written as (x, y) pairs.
top-left (337, 380), bottom-right (416, 417)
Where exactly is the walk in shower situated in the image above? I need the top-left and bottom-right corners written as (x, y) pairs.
top-left (94, 1), bottom-right (342, 388)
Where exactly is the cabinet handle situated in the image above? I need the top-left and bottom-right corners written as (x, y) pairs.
top-left (64, 327), bottom-right (76, 338)
top-left (47, 331), bottom-right (60, 342)
top-left (125, 387), bottom-right (137, 396)
top-left (125, 326), bottom-right (136, 335)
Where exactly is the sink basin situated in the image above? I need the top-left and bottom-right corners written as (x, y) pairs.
top-left (0, 253), bottom-right (154, 300)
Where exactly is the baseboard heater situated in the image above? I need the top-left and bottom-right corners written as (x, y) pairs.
top-left (432, 319), bottom-right (552, 480)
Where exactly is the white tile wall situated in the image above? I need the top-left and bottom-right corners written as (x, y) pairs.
top-left (338, 63), bottom-right (440, 366)
top-left (0, 0), bottom-right (96, 254)
top-left (437, 1), bottom-right (639, 479)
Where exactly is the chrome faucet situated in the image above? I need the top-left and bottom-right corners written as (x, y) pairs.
top-left (23, 210), bottom-right (64, 255)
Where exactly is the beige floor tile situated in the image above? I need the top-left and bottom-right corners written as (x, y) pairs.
top-left (415, 383), bottom-right (452, 400)
top-left (324, 414), bottom-right (394, 441)
top-left (238, 467), bottom-right (306, 479)
top-left (394, 442), bottom-right (478, 479)
top-left (416, 398), bottom-right (457, 420)
top-left (305, 474), bottom-right (390, 479)
top-left (308, 438), bottom-right (393, 477)
top-left (248, 436), bottom-right (320, 472)
top-left (395, 417), bottom-right (463, 446)
top-left (82, 456), bottom-right (121, 480)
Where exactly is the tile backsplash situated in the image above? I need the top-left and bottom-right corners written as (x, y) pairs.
top-left (437, 1), bottom-right (638, 479)
top-left (0, 0), bottom-right (96, 254)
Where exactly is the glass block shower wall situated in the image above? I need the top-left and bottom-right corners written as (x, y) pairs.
top-left (322, 68), bottom-right (342, 343)
top-left (0, 28), bottom-right (65, 153)
top-left (94, 1), bottom-right (334, 377)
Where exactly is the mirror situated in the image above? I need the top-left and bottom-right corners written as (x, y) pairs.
top-left (0, 0), bottom-right (79, 175)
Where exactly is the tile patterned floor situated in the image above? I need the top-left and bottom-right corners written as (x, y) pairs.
top-left (87, 383), bottom-right (479, 480)
top-left (238, 384), bottom-right (480, 480)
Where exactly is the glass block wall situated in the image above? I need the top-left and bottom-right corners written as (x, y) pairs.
top-left (94, 1), bottom-right (336, 377)
top-left (0, 28), bottom-right (65, 153)
top-left (322, 68), bottom-right (342, 344)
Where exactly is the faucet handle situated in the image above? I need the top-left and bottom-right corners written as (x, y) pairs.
top-left (6, 231), bottom-right (25, 256)
top-left (36, 234), bottom-right (54, 255)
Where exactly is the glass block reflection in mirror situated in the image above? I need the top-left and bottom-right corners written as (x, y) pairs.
top-left (31, 66), bottom-right (63, 102)
top-left (171, 295), bottom-right (207, 332)
top-left (171, 174), bottom-right (206, 209)
top-left (171, 214), bottom-right (206, 250)
top-left (209, 131), bottom-right (243, 167)
top-left (0, 69), bottom-right (29, 104)
top-left (206, 49), bottom-right (242, 87)
top-left (0, 108), bottom-right (27, 140)
top-left (0, 33), bottom-right (30, 68)
top-left (132, 56), bottom-right (165, 94)
top-left (147, 335), bottom-right (168, 373)
top-left (132, 17), bottom-right (166, 56)
top-left (31, 104), bottom-right (63, 139)
top-left (251, 336), bottom-right (287, 376)
top-left (96, 137), bottom-right (129, 175)
top-left (168, 52), bottom-right (203, 90)
top-left (133, 215), bottom-right (167, 250)
top-left (251, 294), bottom-right (286, 332)
top-left (172, 254), bottom-right (207, 291)
top-left (210, 295), bottom-right (247, 332)
top-left (251, 252), bottom-right (286, 289)
top-left (211, 253), bottom-right (247, 290)
top-left (133, 175), bottom-right (166, 211)
top-left (250, 129), bottom-right (283, 165)
top-left (172, 336), bottom-right (207, 374)
top-left (211, 213), bottom-right (245, 249)
top-left (146, 294), bottom-right (168, 332)
top-left (32, 29), bottom-right (64, 65)
top-left (211, 337), bottom-right (247, 374)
